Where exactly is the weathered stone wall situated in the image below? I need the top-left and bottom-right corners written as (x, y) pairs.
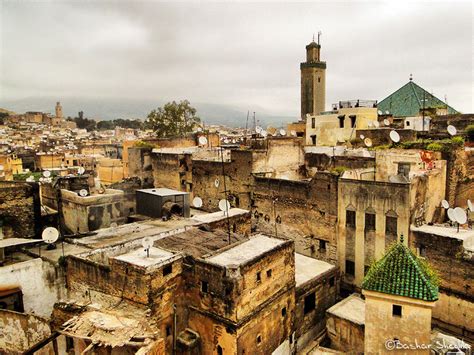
top-left (252, 173), bottom-right (338, 264)
top-left (128, 147), bottom-right (154, 186)
top-left (0, 309), bottom-right (52, 354)
top-left (326, 312), bottom-right (364, 353)
top-left (353, 128), bottom-right (417, 148)
top-left (152, 153), bottom-right (186, 191)
top-left (410, 230), bottom-right (473, 339)
top-left (305, 152), bottom-right (375, 174)
top-left (0, 181), bottom-right (41, 239)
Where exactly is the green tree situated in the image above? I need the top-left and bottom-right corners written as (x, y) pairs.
top-left (146, 100), bottom-right (200, 137)
top-left (466, 124), bottom-right (474, 142)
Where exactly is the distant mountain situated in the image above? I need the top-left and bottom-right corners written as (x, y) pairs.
top-left (0, 97), bottom-right (296, 128)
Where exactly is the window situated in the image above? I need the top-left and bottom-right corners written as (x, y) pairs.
top-left (397, 162), bottom-right (411, 178)
top-left (256, 272), bottom-right (261, 282)
top-left (365, 213), bottom-right (376, 231)
top-left (346, 210), bottom-right (356, 228)
top-left (281, 307), bottom-right (287, 317)
top-left (266, 269), bottom-right (272, 278)
top-left (406, 120), bottom-right (410, 126)
top-left (304, 293), bottom-right (316, 314)
top-left (318, 77), bottom-right (321, 83)
top-left (392, 304), bottom-right (402, 317)
top-left (166, 325), bottom-right (172, 337)
top-left (418, 245), bottom-right (426, 257)
top-left (338, 115), bottom-right (345, 128)
top-left (345, 260), bottom-right (355, 276)
top-left (201, 280), bottom-right (208, 293)
top-left (256, 335), bottom-right (262, 344)
top-left (386, 216), bottom-right (397, 236)
top-left (350, 115), bottom-right (356, 128)
top-left (311, 117), bottom-right (315, 129)
top-left (311, 135), bottom-right (317, 145)
top-left (329, 277), bottom-right (335, 287)
top-left (217, 345), bottom-right (223, 355)
top-left (163, 264), bottom-right (172, 276)
top-left (319, 239), bottom-right (327, 252)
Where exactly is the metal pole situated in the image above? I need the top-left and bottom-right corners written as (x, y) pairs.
top-left (172, 304), bottom-right (177, 355)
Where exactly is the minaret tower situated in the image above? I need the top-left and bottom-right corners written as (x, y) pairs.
top-left (300, 32), bottom-right (326, 118)
top-left (55, 101), bottom-right (63, 119)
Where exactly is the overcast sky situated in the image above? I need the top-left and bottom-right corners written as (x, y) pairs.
top-left (1, 0), bottom-right (472, 116)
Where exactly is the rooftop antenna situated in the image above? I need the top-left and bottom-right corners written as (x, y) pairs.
top-left (219, 140), bottom-right (232, 245)
top-left (318, 31), bottom-right (322, 45)
top-left (409, 73), bottom-right (413, 81)
top-left (142, 237), bottom-right (153, 258)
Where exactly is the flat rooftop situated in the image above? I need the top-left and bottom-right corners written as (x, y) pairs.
top-left (206, 234), bottom-right (285, 267)
top-left (112, 247), bottom-right (176, 269)
top-left (192, 208), bottom-right (249, 224)
top-left (137, 188), bottom-right (188, 196)
top-left (295, 253), bottom-right (335, 287)
top-left (327, 294), bottom-right (365, 325)
top-left (411, 224), bottom-right (474, 251)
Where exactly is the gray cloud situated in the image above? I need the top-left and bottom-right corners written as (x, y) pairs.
top-left (1, 0), bottom-right (472, 117)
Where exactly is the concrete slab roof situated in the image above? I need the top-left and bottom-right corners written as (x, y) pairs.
top-left (327, 294), bottom-right (365, 325)
top-left (411, 224), bottom-right (474, 252)
top-left (136, 188), bottom-right (188, 196)
top-left (112, 247), bottom-right (175, 268)
top-left (295, 253), bottom-right (335, 287)
top-left (206, 234), bottom-right (286, 267)
top-left (191, 208), bottom-right (249, 224)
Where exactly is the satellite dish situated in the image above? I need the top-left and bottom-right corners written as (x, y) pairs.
top-left (377, 110), bottom-right (383, 115)
top-left (218, 199), bottom-right (230, 212)
top-left (364, 138), bottom-right (373, 147)
top-left (261, 130), bottom-right (268, 138)
top-left (368, 122), bottom-right (373, 128)
top-left (192, 196), bottom-right (203, 208)
top-left (42, 227), bottom-right (59, 244)
top-left (447, 208), bottom-right (456, 222)
top-left (468, 199), bottom-right (473, 212)
top-left (26, 176), bottom-right (35, 182)
top-left (359, 134), bottom-right (365, 140)
top-left (385, 110), bottom-right (390, 115)
top-left (279, 129), bottom-right (286, 136)
top-left (383, 119), bottom-right (390, 126)
top-left (454, 207), bottom-right (467, 224)
top-left (110, 222), bottom-right (118, 228)
top-left (79, 189), bottom-right (88, 197)
top-left (142, 237), bottom-right (153, 249)
top-left (389, 130), bottom-right (400, 143)
top-left (373, 121), bottom-right (380, 128)
top-left (255, 126), bottom-right (262, 134)
top-left (447, 125), bottom-right (457, 136)
top-left (441, 200), bottom-right (450, 209)
top-left (214, 178), bottom-right (220, 188)
top-left (197, 127), bottom-right (203, 132)
top-left (389, 174), bottom-right (409, 183)
top-left (78, 166), bottom-right (85, 175)
top-left (43, 170), bottom-right (51, 178)
top-left (198, 136), bottom-right (208, 146)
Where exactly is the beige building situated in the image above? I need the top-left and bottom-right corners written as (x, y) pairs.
top-left (362, 241), bottom-right (438, 355)
top-left (301, 38), bottom-right (326, 118)
top-left (305, 103), bottom-right (378, 146)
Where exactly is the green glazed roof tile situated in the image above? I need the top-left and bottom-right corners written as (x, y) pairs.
top-left (362, 241), bottom-right (438, 301)
top-left (378, 81), bottom-right (458, 117)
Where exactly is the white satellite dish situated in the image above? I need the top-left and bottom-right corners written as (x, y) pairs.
top-left (78, 166), bottom-right (85, 175)
top-left (197, 127), bottom-right (203, 132)
top-left (79, 189), bottom-right (88, 197)
top-left (26, 176), bottom-right (35, 182)
top-left (198, 136), bottom-right (208, 146)
top-left (454, 207), bottom-right (467, 224)
top-left (447, 125), bottom-right (457, 136)
top-left (214, 178), bottom-right (220, 188)
top-left (290, 130), bottom-right (297, 137)
top-left (385, 110), bottom-right (390, 115)
top-left (373, 121), bottom-right (380, 128)
top-left (389, 130), bottom-right (400, 143)
top-left (218, 199), bottom-right (230, 212)
top-left (110, 222), bottom-right (118, 228)
top-left (389, 174), bottom-right (409, 183)
top-left (364, 138), bottom-right (373, 147)
top-left (377, 110), bottom-right (383, 115)
top-left (43, 170), bottom-right (51, 178)
top-left (468, 199), bottom-right (474, 212)
top-left (441, 200), bottom-right (450, 209)
top-left (261, 130), bottom-right (268, 137)
top-left (192, 196), bottom-right (203, 208)
top-left (142, 237), bottom-right (153, 249)
top-left (447, 208), bottom-right (456, 222)
top-left (255, 126), bottom-right (262, 134)
top-left (42, 227), bottom-right (59, 244)
top-left (383, 119), bottom-right (390, 126)
top-left (359, 134), bottom-right (365, 140)
top-left (279, 129), bottom-right (286, 136)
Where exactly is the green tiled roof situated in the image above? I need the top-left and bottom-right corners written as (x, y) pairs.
top-left (362, 241), bottom-right (439, 301)
top-left (378, 81), bottom-right (458, 117)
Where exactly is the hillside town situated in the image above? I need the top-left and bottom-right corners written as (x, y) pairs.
top-left (0, 18), bottom-right (473, 355)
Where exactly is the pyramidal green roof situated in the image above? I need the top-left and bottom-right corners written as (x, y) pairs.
top-left (378, 80), bottom-right (458, 117)
top-left (362, 241), bottom-right (439, 301)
